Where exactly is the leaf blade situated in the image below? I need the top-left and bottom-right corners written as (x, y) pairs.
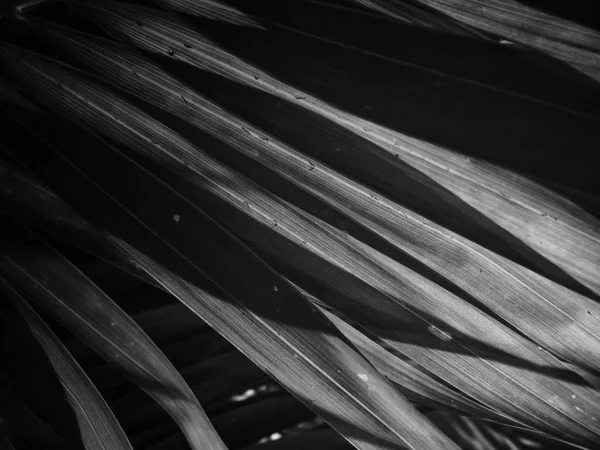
top-left (0, 227), bottom-right (228, 450)
top-left (1, 280), bottom-right (134, 450)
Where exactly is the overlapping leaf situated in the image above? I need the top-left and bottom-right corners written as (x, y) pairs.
top-left (21, 15), bottom-right (600, 376)
top-left (0, 225), bottom-right (228, 450)
top-left (404, 0), bottom-right (600, 83)
top-left (152, 0), bottom-right (264, 28)
top-left (65, 0), bottom-right (600, 300)
top-left (1, 40), bottom-right (599, 448)
top-left (1, 2), bottom-right (600, 448)
top-left (0, 281), bottom-right (133, 450)
top-left (0, 157), bottom-right (506, 425)
top-left (108, 350), bottom-right (270, 439)
top-left (156, 0), bottom-right (488, 38)
top-left (0, 92), bottom-right (459, 450)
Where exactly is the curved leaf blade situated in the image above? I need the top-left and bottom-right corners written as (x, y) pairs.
top-left (1, 38), bottom-right (599, 446)
top-left (0, 228), bottom-right (228, 450)
top-left (0, 280), bottom-right (133, 450)
top-left (407, 0), bottom-right (600, 83)
top-left (67, 0), bottom-right (600, 298)
top-left (0, 61), bottom-right (459, 450)
top-left (24, 16), bottom-right (600, 374)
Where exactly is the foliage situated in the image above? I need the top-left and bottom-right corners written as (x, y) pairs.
top-left (1, 1), bottom-right (599, 449)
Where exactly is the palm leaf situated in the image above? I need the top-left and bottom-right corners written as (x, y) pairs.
top-left (0, 281), bottom-right (134, 450)
top-left (21, 16), bottom-right (600, 374)
top-left (1, 1), bottom-right (600, 449)
top-left (0, 224), bottom-right (227, 450)
top-left (402, 0), bottom-right (600, 84)
top-left (0, 95), bottom-right (458, 448)
top-left (67, 0), bottom-right (600, 297)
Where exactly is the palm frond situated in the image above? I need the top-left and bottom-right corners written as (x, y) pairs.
top-left (1, 1), bottom-right (600, 449)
